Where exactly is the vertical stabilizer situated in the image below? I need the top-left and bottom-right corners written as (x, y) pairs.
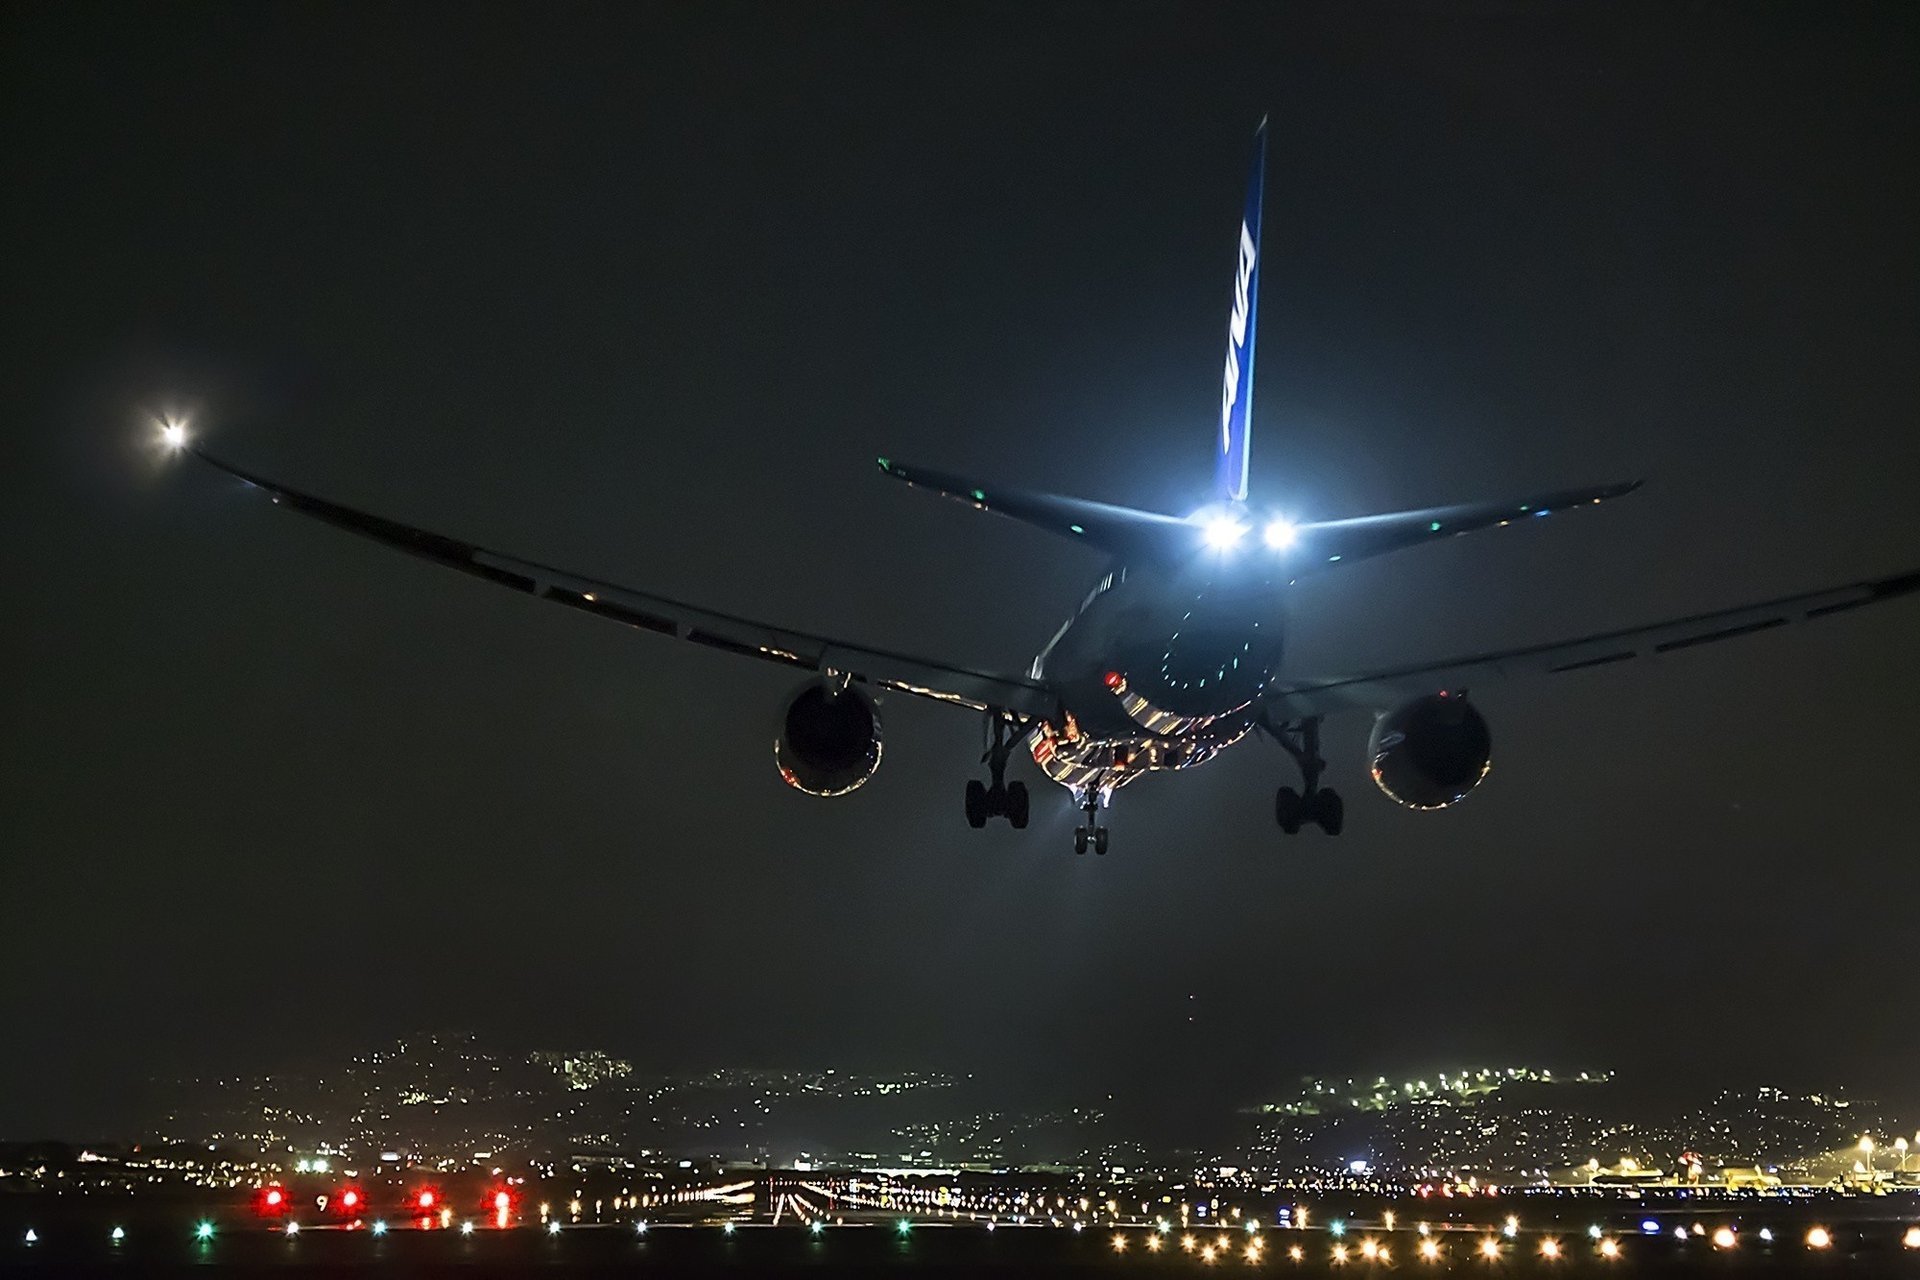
top-left (1215, 117), bottom-right (1267, 503)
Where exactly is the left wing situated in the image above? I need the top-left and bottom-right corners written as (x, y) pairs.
top-left (1264, 565), bottom-right (1920, 721)
top-left (183, 449), bottom-right (1059, 720)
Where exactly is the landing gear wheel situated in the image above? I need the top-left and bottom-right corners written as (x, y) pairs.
top-left (1093, 827), bottom-right (1109, 856)
top-left (1275, 785), bottom-right (1303, 835)
top-left (1007, 781), bottom-right (1030, 829)
top-left (1074, 828), bottom-right (1089, 856)
top-left (1312, 788), bottom-right (1344, 836)
top-left (964, 779), bottom-right (988, 829)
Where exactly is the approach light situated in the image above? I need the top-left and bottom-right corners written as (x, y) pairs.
top-left (1200, 511), bottom-right (1248, 551)
top-left (1263, 517), bottom-right (1298, 550)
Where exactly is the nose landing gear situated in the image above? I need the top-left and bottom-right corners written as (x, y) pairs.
top-left (963, 713), bottom-right (1032, 830)
top-left (1267, 715), bottom-right (1344, 835)
top-left (1074, 792), bottom-right (1109, 855)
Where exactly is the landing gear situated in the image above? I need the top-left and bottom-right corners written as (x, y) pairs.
top-left (1267, 715), bottom-right (1344, 835)
top-left (964, 714), bottom-right (1032, 830)
top-left (1074, 792), bottom-right (1109, 855)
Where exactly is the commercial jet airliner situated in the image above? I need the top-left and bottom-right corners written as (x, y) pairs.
top-left (160, 120), bottom-right (1916, 853)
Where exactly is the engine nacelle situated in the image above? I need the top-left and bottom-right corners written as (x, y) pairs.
top-left (774, 681), bottom-right (883, 797)
top-left (1367, 693), bottom-right (1492, 810)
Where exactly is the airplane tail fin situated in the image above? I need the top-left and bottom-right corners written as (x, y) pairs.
top-left (1215, 117), bottom-right (1267, 504)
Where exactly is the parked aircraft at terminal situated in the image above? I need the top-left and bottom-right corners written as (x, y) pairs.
top-left (160, 120), bottom-right (1918, 853)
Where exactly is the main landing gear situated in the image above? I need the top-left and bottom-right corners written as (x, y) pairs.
top-left (1269, 714), bottom-right (1344, 836)
top-left (964, 714), bottom-right (1031, 830)
top-left (1074, 792), bottom-right (1109, 856)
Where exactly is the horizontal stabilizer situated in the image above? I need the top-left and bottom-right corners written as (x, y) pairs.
top-left (1293, 479), bottom-right (1643, 568)
top-left (878, 458), bottom-right (1190, 563)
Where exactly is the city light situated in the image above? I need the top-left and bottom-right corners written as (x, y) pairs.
top-left (1111, 1233), bottom-right (1128, 1252)
top-left (1540, 1237), bottom-right (1562, 1259)
top-left (1479, 1236), bottom-right (1502, 1259)
top-left (1147, 1233), bottom-right (1163, 1253)
top-left (1419, 1238), bottom-right (1440, 1261)
top-left (1360, 1238), bottom-right (1380, 1260)
top-left (1331, 1242), bottom-right (1349, 1265)
top-left (1288, 1244), bottom-right (1304, 1262)
top-left (1181, 1234), bottom-right (1197, 1252)
top-left (1806, 1227), bottom-right (1832, 1249)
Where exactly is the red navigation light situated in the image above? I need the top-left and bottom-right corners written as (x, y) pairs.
top-left (1103, 670), bottom-right (1125, 690)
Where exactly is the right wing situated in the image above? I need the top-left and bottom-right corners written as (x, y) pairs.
top-left (1264, 566), bottom-right (1920, 721)
top-left (184, 449), bottom-right (1059, 720)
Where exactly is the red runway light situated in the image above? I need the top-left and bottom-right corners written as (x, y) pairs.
top-left (416, 1189), bottom-right (437, 1210)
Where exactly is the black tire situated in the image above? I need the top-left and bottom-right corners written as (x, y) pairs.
top-left (1073, 828), bottom-right (1089, 855)
top-left (1275, 785), bottom-right (1303, 834)
top-left (1314, 788), bottom-right (1345, 836)
top-left (965, 779), bottom-right (988, 829)
top-left (1093, 827), bottom-right (1110, 856)
top-left (1007, 781), bottom-right (1030, 829)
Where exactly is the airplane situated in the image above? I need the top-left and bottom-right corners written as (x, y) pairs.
top-left (158, 119), bottom-right (1917, 855)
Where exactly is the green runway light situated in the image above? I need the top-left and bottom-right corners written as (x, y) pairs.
top-left (195, 1221), bottom-right (215, 1240)
top-left (111, 1227), bottom-right (125, 1242)
top-left (898, 1219), bottom-right (912, 1235)
top-left (371, 1221), bottom-right (387, 1236)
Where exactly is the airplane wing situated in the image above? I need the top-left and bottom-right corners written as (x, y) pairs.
top-left (1263, 566), bottom-right (1920, 721)
top-left (183, 449), bottom-right (1059, 720)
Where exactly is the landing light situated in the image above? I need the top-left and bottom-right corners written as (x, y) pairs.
top-left (1263, 517), bottom-right (1298, 550)
top-left (160, 420), bottom-right (189, 450)
top-left (1201, 512), bottom-right (1248, 551)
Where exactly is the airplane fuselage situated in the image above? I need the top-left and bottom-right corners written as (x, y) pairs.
top-left (1028, 560), bottom-right (1289, 801)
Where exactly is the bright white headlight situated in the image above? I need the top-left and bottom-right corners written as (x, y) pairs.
top-left (1201, 513), bottom-right (1247, 551)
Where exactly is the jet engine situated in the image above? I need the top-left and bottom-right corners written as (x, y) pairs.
top-left (1367, 692), bottom-right (1491, 810)
top-left (774, 681), bottom-right (883, 797)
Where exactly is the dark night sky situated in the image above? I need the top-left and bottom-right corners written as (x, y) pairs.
top-left (3, 2), bottom-right (1916, 1139)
